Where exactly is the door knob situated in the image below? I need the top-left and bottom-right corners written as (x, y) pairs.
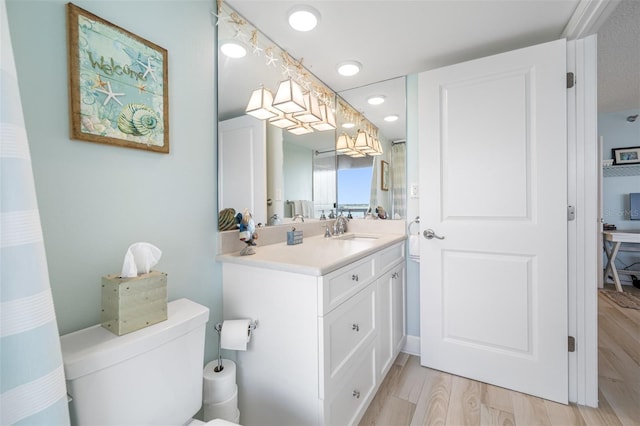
top-left (423, 229), bottom-right (445, 240)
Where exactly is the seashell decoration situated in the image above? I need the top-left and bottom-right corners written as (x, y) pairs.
top-left (117, 103), bottom-right (161, 136)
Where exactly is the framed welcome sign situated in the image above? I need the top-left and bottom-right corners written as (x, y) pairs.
top-left (67, 3), bottom-right (169, 153)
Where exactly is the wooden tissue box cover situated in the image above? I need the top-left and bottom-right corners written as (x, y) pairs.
top-left (101, 271), bottom-right (168, 336)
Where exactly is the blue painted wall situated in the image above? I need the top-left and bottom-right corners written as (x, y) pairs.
top-left (600, 108), bottom-right (640, 284)
top-left (6, 0), bottom-right (221, 362)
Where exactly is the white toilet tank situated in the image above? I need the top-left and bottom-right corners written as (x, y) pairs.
top-left (61, 298), bottom-right (210, 426)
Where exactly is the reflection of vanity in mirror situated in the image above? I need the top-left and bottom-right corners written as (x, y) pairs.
top-left (217, 3), bottom-right (406, 228)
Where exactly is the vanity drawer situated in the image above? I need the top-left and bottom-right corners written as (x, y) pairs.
top-left (319, 283), bottom-right (376, 398)
top-left (319, 256), bottom-right (375, 314)
top-left (376, 242), bottom-right (404, 275)
top-left (324, 342), bottom-right (376, 426)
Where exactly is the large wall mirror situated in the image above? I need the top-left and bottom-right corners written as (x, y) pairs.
top-left (217, 3), bottom-right (406, 228)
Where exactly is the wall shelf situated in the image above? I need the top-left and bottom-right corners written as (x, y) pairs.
top-left (603, 164), bottom-right (640, 177)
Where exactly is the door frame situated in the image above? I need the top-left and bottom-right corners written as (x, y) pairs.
top-left (563, 0), bottom-right (621, 406)
top-left (400, 1), bottom-right (610, 406)
top-left (567, 35), bottom-right (599, 407)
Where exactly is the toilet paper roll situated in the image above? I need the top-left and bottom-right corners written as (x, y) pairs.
top-left (220, 319), bottom-right (251, 351)
top-left (203, 359), bottom-right (237, 404)
top-left (203, 385), bottom-right (238, 422)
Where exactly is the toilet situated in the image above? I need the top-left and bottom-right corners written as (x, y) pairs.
top-left (60, 298), bottom-right (239, 426)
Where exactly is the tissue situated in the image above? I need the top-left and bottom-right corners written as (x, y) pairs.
top-left (120, 242), bottom-right (162, 278)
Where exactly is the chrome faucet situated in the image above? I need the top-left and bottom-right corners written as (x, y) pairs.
top-left (333, 214), bottom-right (348, 235)
top-left (292, 214), bottom-right (305, 222)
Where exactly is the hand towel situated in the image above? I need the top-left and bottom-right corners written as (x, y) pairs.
top-left (409, 235), bottom-right (420, 262)
top-left (302, 200), bottom-right (312, 218)
top-left (293, 200), bottom-right (302, 216)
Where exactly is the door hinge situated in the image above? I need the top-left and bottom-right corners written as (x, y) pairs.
top-left (567, 72), bottom-right (575, 89)
top-left (568, 205), bottom-right (576, 221)
top-left (568, 336), bottom-right (576, 352)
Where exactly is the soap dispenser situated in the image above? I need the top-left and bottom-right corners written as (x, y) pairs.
top-left (268, 214), bottom-right (282, 226)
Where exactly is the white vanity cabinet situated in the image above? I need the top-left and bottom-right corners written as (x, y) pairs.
top-left (376, 260), bottom-right (406, 379)
top-left (221, 241), bottom-right (406, 426)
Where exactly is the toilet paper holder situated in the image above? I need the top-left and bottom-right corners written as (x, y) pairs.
top-left (214, 320), bottom-right (258, 372)
top-left (214, 320), bottom-right (258, 335)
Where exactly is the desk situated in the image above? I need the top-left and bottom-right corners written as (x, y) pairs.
top-left (603, 230), bottom-right (640, 292)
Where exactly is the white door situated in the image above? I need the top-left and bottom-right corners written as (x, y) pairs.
top-left (219, 115), bottom-right (267, 225)
top-left (419, 39), bottom-right (568, 404)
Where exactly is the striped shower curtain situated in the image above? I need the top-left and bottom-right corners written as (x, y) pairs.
top-left (0, 1), bottom-right (71, 424)
top-left (391, 143), bottom-right (406, 219)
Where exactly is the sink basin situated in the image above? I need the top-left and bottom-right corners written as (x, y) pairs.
top-left (334, 233), bottom-right (380, 241)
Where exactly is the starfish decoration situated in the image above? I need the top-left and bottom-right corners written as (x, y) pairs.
top-left (92, 74), bottom-right (108, 89)
top-left (211, 9), bottom-right (228, 26)
top-left (136, 83), bottom-right (147, 94)
top-left (95, 82), bottom-right (124, 106)
top-left (137, 57), bottom-right (157, 82)
top-left (233, 28), bottom-right (244, 40)
top-left (281, 65), bottom-right (294, 77)
top-left (253, 44), bottom-right (263, 55)
top-left (265, 49), bottom-right (278, 67)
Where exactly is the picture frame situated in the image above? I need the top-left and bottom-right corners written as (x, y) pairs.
top-left (381, 160), bottom-right (389, 191)
top-left (67, 3), bottom-right (169, 153)
top-left (612, 146), bottom-right (640, 165)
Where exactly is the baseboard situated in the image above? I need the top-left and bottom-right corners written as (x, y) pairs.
top-left (401, 334), bottom-right (420, 356)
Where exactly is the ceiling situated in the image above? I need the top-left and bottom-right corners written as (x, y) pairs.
top-left (221, 0), bottom-right (639, 143)
top-left (597, 0), bottom-right (640, 113)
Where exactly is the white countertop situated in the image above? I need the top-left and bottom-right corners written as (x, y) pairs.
top-left (216, 232), bottom-right (407, 276)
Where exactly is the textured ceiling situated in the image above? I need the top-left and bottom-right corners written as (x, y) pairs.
top-left (597, 0), bottom-right (640, 113)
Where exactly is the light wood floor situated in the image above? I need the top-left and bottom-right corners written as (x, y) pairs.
top-left (359, 290), bottom-right (640, 426)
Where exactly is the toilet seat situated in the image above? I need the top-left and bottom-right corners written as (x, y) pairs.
top-left (188, 418), bottom-right (240, 426)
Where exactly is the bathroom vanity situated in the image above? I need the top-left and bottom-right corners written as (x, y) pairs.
top-left (217, 231), bottom-right (406, 426)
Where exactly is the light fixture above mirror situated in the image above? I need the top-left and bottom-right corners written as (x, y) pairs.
top-left (271, 79), bottom-right (306, 114)
top-left (245, 86), bottom-right (277, 119)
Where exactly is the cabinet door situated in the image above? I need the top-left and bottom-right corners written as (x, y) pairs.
top-left (377, 263), bottom-right (406, 378)
top-left (391, 264), bottom-right (406, 354)
top-left (320, 283), bottom-right (377, 399)
top-left (376, 268), bottom-right (392, 378)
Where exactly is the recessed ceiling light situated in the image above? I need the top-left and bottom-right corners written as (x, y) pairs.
top-left (220, 41), bottom-right (246, 59)
top-left (337, 61), bottom-right (362, 77)
top-left (342, 122), bottom-right (355, 129)
top-left (367, 95), bottom-right (386, 105)
top-left (288, 6), bottom-right (320, 32)
top-left (384, 115), bottom-right (399, 122)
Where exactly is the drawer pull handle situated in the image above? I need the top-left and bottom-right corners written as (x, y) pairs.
top-left (352, 390), bottom-right (360, 399)
top-left (352, 323), bottom-right (360, 332)
top-left (352, 274), bottom-right (359, 282)
top-left (392, 272), bottom-right (399, 279)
